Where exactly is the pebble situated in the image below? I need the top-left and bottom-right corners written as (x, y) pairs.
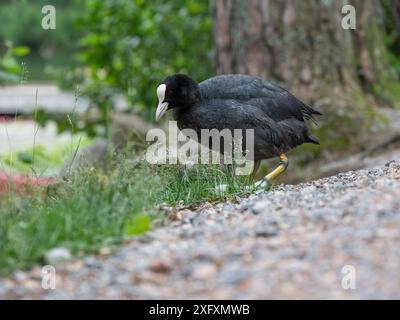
top-left (255, 225), bottom-right (279, 237)
top-left (44, 247), bottom-right (72, 265)
top-left (213, 184), bottom-right (228, 196)
top-left (148, 260), bottom-right (172, 274)
top-left (192, 263), bottom-right (217, 280)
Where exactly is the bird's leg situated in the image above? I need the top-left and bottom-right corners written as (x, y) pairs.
top-left (250, 160), bottom-right (261, 180)
top-left (254, 154), bottom-right (288, 189)
top-left (265, 154), bottom-right (289, 180)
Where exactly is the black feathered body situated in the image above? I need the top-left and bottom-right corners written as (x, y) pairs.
top-left (174, 74), bottom-right (320, 161)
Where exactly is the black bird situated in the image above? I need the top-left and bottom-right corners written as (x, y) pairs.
top-left (155, 74), bottom-right (321, 186)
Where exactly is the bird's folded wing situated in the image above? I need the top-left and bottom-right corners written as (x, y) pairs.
top-left (200, 74), bottom-right (321, 123)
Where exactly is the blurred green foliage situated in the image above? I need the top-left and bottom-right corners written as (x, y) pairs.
top-left (0, 41), bottom-right (29, 84)
top-left (63, 0), bottom-right (213, 135)
top-left (0, 0), bottom-right (82, 81)
top-left (0, 0), bottom-right (79, 51)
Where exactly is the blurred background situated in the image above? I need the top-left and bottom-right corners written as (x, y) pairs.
top-left (1, 0), bottom-right (400, 182)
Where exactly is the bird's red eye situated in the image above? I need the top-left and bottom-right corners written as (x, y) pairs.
top-left (167, 89), bottom-right (173, 95)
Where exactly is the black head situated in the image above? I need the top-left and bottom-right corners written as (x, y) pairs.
top-left (155, 74), bottom-right (201, 121)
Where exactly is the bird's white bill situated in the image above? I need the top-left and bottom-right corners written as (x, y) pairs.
top-left (155, 84), bottom-right (168, 121)
top-left (155, 101), bottom-right (168, 121)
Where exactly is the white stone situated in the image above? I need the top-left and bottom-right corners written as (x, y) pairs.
top-left (45, 247), bottom-right (72, 265)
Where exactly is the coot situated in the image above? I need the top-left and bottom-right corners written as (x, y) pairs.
top-left (155, 74), bottom-right (321, 187)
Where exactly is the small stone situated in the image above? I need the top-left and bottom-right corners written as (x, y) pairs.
top-left (148, 260), bottom-right (172, 274)
top-left (99, 247), bottom-right (112, 255)
top-left (385, 160), bottom-right (396, 167)
top-left (45, 247), bottom-right (72, 265)
top-left (84, 257), bottom-right (101, 268)
top-left (14, 270), bottom-right (29, 282)
top-left (193, 263), bottom-right (217, 280)
top-left (255, 225), bottom-right (279, 237)
top-left (250, 200), bottom-right (269, 215)
top-left (214, 184), bottom-right (228, 196)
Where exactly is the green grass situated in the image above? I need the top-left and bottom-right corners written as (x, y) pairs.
top-left (159, 164), bottom-right (256, 205)
top-left (0, 162), bottom-right (153, 273)
top-left (0, 157), bottom-right (257, 275)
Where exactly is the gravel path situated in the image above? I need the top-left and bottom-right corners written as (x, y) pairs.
top-left (1, 161), bottom-right (400, 299)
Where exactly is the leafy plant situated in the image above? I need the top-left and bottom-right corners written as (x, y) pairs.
top-left (62, 0), bottom-right (213, 136)
top-left (0, 41), bottom-right (29, 84)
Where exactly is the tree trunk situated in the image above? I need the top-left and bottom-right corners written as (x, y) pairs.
top-left (211, 0), bottom-right (400, 155)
